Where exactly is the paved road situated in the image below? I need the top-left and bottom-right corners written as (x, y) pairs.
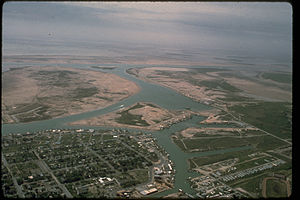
top-left (262, 177), bottom-right (291, 198)
top-left (213, 105), bottom-right (292, 145)
top-left (33, 150), bottom-right (73, 198)
top-left (82, 142), bottom-right (118, 172)
top-left (119, 140), bottom-right (153, 163)
top-left (2, 154), bottom-right (25, 198)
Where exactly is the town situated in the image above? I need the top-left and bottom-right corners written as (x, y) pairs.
top-left (189, 152), bottom-right (289, 198)
top-left (2, 128), bottom-right (175, 198)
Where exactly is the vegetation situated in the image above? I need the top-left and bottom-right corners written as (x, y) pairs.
top-left (128, 169), bottom-right (149, 183)
top-left (230, 174), bottom-right (265, 196)
top-left (229, 102), bottom-right (292, 139)
top-left (191, 68), bottom-right (229, 73)
top-left (72, 87), bottom-right (99, 99)
top-left (189, 149), bottom-right (254, 168)
top-left (175, 133), bottom-right (287, 153)
top-left (115, 103), bottom-right (150, 126)
top-left (198, 79), bottom-right (241, 92)
top-left (2, 129), bottom-right (167, 198)
top-left (91, 66), bottom-right (117, 70)
top-left (266, 179), bottom-right (288, 197)
top-left (261, 72), bottom-right (292, 84)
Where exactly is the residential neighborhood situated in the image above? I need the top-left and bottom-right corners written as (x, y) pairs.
top-left (2, 128), bottom-right (174, 198)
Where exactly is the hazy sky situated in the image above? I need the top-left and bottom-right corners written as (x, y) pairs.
top-left (2, 2), bottom-right (292, 66)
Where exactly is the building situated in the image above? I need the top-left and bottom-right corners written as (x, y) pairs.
top-left (140, 188), bottom-right (158, 195)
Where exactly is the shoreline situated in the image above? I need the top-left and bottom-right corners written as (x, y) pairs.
top-left (68, 102), bottom-right (195, 131)
top-left (2, 66), bottom-right (141, 124)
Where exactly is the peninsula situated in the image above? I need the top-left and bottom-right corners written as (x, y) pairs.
top-left (2, 66), bottom-right (140, 123)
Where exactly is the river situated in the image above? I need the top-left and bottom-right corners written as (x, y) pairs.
top-left (2, 63), bottom-right (252, 197)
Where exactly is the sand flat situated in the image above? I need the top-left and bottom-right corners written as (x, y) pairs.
top-left (2, 66), bottom-right (140, 123)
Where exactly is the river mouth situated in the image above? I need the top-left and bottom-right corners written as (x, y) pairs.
top-left (2, 62), bottom-right (252, 197)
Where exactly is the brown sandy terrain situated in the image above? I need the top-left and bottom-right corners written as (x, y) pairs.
top-left (224, 77), bottom-right (291, 102)
top-left (69, 102), bottom-right (194, 131)
top-left (127, 67), bottom-right (292, 104)
top-left (3, 55), bottom-right (228, 68)
top-left (199, 112), bottom-right (224, 124)
top-left (2, 66), bottom-right (140, 123)
top-left (179, 127), bottom-right (259, 138)
top-left (126, 66), bottom-right (293, 132)
top-left (127, 67), bottom-right (226, 107)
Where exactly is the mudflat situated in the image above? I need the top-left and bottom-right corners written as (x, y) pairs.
top-left (127, 67), bottom-right (292, 104)
top-left (2, 66), bottom-right (140, 123)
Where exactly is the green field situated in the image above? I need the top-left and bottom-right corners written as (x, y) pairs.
top-left (231, 174), bottom-right (265, 197)
top-left (72, 87), bottom-right (99, 99)
top-left (261, 72), bottom-right (292, 84)
top-left (182, 137), bottom-right (251, 152)
top-left (229, 101), bottom-right (292, 139)
top-left (115, 103), bottom-right (150, 126)
top-left (189, 149), bottom-right (254, 168)
top-left (199, 79), bottom-right (242, 92)
top-left (266, 179), bottom-right (288, 198)
top-left (175, 134), bottom-right (287, 153)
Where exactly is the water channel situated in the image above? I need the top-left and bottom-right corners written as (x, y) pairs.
top-left (2, 63), bottom-right (252, 197)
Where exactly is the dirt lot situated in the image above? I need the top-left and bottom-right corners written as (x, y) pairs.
top-left (2, 66), bottom-right (140, 123)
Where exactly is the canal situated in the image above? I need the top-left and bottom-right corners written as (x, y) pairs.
top-left (2, 63), bottom-right (251, 197)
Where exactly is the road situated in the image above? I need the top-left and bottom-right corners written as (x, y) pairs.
top-left (213, 105), bottom-right (292, 145)
top-left (2, 154), bottom-right (25, 198)
top-left (81, 141), bottom-right (118, 172)
top-left (262, 177), bottom-right (291, 198)
top-left (33, 150), bottom-right (73, 198)
top-left (119, 140), bottom-right (153, 163)
top-left (108, 136), bottom-right (172, 197)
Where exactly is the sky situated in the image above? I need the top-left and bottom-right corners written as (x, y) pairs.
top-left (2, 2), bottom-right (292, 67)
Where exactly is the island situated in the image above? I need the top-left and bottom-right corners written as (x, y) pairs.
top-left (69, 102), bottom-right (194, 131)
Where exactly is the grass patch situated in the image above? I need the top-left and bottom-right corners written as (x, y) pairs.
top-left (8, 103), bottom-right (43, 115)
top-left (91, 66), bottom-right (117, 70)
top-left (103, 134), bottom-right (114, 140)
top-left (266, 179), bottom-right (288, 198)
top-left (72, 87), bottom-right (99, 99)
top-left (145, 103), bottom-right (159, 108)
top-left (172, 138), bottom-right (186, 151)
top-left (229, 102), bottom-right (292, 139)
top-left (115, 107), bottom-right (149, 127)
top-left (127, 103), bottom-right (145, 111)
top-left (199, 79), bottom-right (242, 92)
top-left (179, 135), bottom-right (287, 153)
top-left (191, 68), bottom-right (229, 73)
top-left (96, 96), bottom-right (113, 101)
top-left (221, 93), bottom-right (255, 102)
top-left (128, 169), bottom-right (149, 184)
top-left (182, 137), bottom-right (251, 152)
top-left (261, 72), bottom-right (292, 84)
top-left (231, 174), bottom-right (265, 197)
top-left (30, 70), bottom-right (79, 88)
top-left (189, 149), bottom-right (254, 168)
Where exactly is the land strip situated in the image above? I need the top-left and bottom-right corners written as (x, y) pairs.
top-left (70, 102), bottom-right (194, 131)
top-left (126, 66), bottom-right (292, 198)
top-left (2, 66), bottom-right (140, 124)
